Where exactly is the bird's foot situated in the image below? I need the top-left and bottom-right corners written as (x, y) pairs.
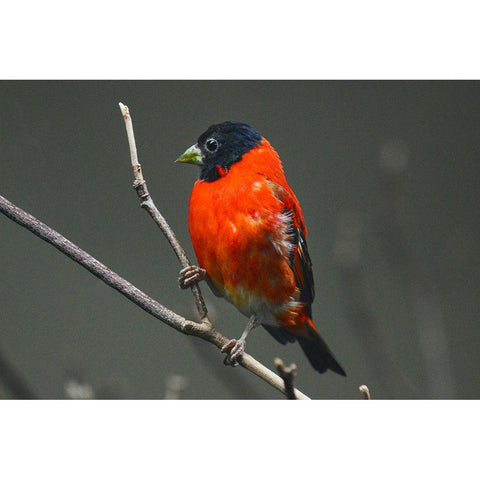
top-left (221, 339), bottom-right (246, 367)
top-left (178, 265), bottom-right (206, 289)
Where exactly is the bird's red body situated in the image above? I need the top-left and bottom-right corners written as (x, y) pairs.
top-left (178, 121), bottom-right (345, 375)
top-left (189, 139), bottom-right (312, 334)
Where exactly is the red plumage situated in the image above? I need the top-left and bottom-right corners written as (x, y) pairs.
top-left (178, 122), bottom-right (345, 376)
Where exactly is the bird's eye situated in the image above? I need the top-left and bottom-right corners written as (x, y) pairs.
top-left (205, 138), bottom-right (218, 153)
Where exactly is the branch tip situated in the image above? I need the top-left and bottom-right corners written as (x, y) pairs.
top-left (359, 384), bottom-right (371, 400)
top-left (118, 102), bottom-right (129, 117)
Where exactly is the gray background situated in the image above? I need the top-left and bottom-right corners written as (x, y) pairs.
top-left (0, 81), bottom-right (478, 399)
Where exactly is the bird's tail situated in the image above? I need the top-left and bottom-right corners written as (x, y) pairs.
top-left (296, 318), bottom-right (346, 376)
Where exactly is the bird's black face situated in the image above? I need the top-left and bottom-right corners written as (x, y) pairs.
top-left (176, 121), bottom-right (263, 182)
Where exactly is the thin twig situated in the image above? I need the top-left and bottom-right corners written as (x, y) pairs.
top-left (359, 384), bottom-right (371, 400)
top-left (274, 358), bottom-right (297, 400)
top-left (0, 194), bottom-right (194, 333)
top-left (0, 194), bottom-right (309, 399)
top-left (119, 102), bottom-right (208, 320)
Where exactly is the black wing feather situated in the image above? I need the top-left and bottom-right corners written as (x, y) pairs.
top-left (285, 209), bottom-right (314, 315)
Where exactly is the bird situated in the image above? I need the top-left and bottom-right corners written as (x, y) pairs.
top-left (175, 121), bottom-right (346, 376)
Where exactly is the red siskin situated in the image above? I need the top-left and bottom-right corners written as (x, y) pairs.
top-left (176, 121), bottom-right (346, 376)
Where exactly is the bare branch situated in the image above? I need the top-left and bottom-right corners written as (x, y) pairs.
top-left (0, 194), bottom-right (309, 399)
top-left (119, 103), bottom-right (208, 320)
top-left (274, 358), bottom-right (298, 400)
top-left (0, 194), bottom-right (195, 333)
top-left (359, 384), bottom-right (371, 400)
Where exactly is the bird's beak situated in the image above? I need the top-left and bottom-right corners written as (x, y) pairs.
top-left (175, 144), bottom-right (204, 166)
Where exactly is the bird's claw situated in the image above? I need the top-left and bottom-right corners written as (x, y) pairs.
top-left (221, 338), bottom-right (246, 366)
top-left (178, 265), bottom-right (206, 289)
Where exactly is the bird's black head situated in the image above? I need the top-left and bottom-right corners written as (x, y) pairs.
top-left (176, 121), bottom-right (263, 182)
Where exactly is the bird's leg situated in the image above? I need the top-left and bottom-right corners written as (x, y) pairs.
top-left (178, 265), bottom-right (207, 289)
top-left (222, 315), bottom-right (258, 366)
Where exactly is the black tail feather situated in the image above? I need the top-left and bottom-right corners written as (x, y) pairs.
top-left (297, 329), bottom-right (346, 377)
top-left (262, 322), bottom-right (346, 376)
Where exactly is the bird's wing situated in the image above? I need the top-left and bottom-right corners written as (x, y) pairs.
top-left (269, 181), bottom-right (315, 311)
top-left (290, 222), bottom-right (315, 311)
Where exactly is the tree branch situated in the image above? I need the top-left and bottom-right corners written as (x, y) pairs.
top-left (0, 193), bottom-right (309, 399)
top-left (119, 102), bottom-right (208, 320)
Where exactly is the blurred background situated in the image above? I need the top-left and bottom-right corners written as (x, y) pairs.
top-left (0, 81), bottom-right (478, 399)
